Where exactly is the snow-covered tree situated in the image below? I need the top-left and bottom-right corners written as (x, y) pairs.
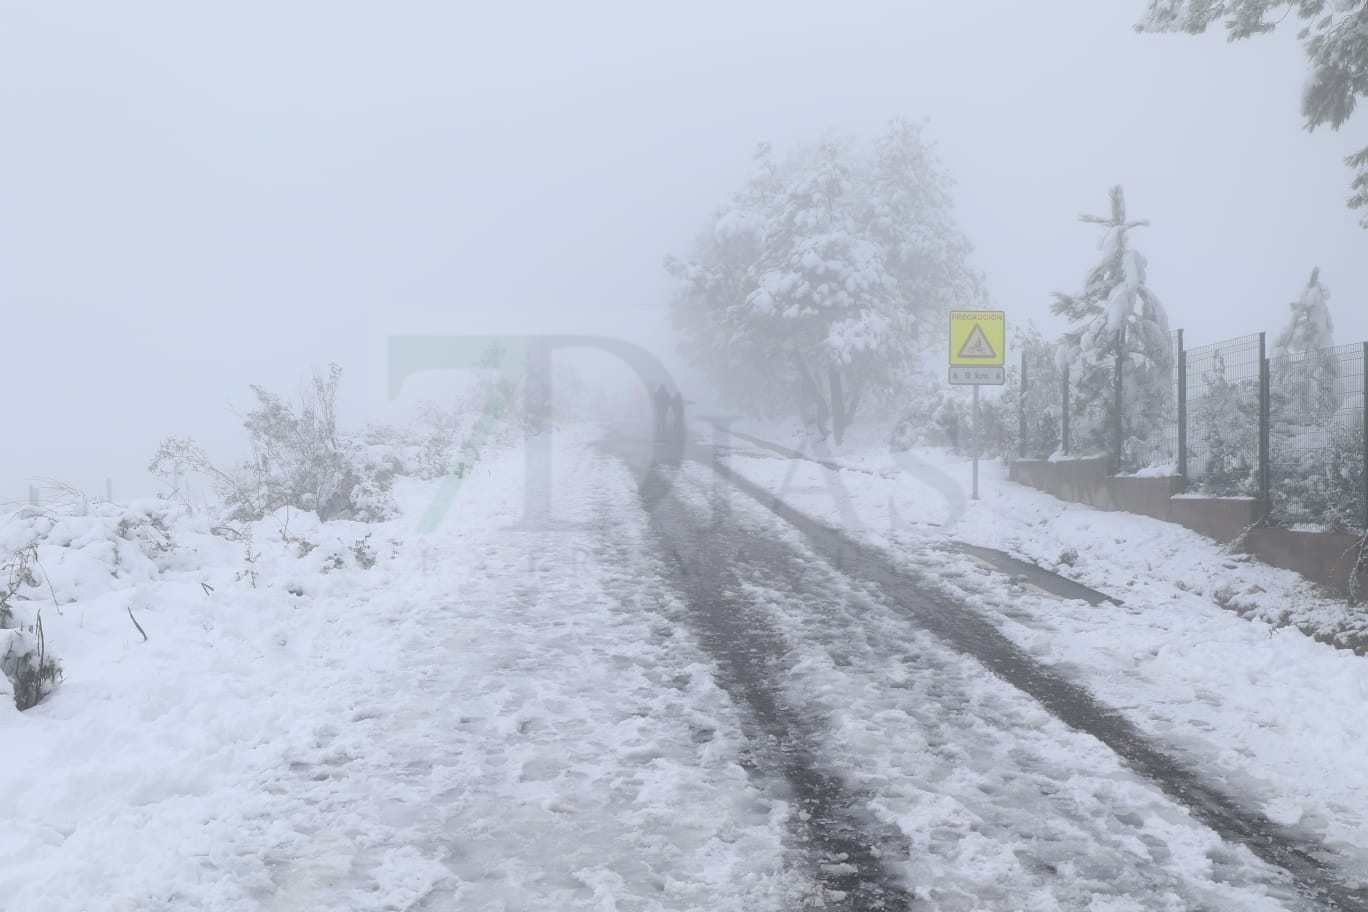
top-left (1138, 1), bottom-right (1368, 226)
top-left (667, 144), bottom-right (785, 418)
top-left (665, 122), bottom-right (984, 444)
top-left (1010, 322), bottom-right (1064, 459)
top-left (1272, 266), bottom-right (1338, 420)
top-left (1194, 350), bottom-right (1260, 494)
top-left (864, 120), bottom-right (983, 352)
top-left (1267, 267), bottom-right (1354, 527)
top-left (1051, 186), bottom-right (1173, 469)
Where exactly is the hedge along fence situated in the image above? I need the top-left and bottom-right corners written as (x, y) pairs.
top-left (1019, 332), bottom-right (1368, 534)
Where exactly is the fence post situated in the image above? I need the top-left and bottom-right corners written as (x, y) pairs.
top-left (1176, 329), bottom-right (1187, 488)
top-left (1258, 332), bottom-right (1270, 522)
top-left (28, 486), bottom-right (38, 507)
top-left (1361, 342), bottom-right (1367, 531)
top-left (1062, 361), bottom-right (1071, 456)
top-left (1019, 350), bottom-right (1028, 459)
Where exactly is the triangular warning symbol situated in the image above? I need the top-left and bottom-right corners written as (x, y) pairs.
top-left (957, 323), bottom-right (997, 359)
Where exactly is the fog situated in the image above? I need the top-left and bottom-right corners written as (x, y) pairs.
top-left (3, 1), bottom-right (1365, 500)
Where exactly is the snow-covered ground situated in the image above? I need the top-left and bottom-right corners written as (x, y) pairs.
top-left (0, 427), bottom-right (796, 911)
top-left (651, 457), bottom-right (1312, 909)
top-left (1, 417), bottom-right (1366, 909)
top-left (720, 419), bottom-right (1368, 889)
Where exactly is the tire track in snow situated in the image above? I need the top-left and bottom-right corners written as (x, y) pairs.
top-left (632, 446), bottom-right (916, 910)
top-left (702, 448), bottom-right (1368, 912)
top-left (624, 441), bottom-right (1299, 909)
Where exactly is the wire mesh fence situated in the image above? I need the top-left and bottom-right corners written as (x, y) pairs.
top-left (1182, 333), bottom-right (1264, 497)
top-left (1125, 331), bottom-right (1181, 472)
top-left (1018, 332), bottom-right (1180, 468)
top-left (1017, 330), bottom-right (1368, 533)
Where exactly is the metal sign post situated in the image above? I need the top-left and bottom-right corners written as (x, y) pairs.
top-left (972, 383), bottom-right (980, 499)
top-left (948, 310), bottom-right (1007, 500)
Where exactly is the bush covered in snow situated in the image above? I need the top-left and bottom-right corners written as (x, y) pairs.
top-left (0, 544), bottom-right (60, 711)
top-left (0, 479), bottom-right (413, 710)
top-left (0, 497), bottom-right (193, 710)
top-left (152, 366), bottom-right (404, 524)
top-left (2, 358), bottom-right (526, 711)
top-left (1271, 423), bottom-right (1366, 534)
top-left (889, 370), bottom-right (1018, 461)
top-left (152, 362), bottom-right (524, 527)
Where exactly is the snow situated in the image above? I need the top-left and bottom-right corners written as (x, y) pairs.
top-left (0, 428), bottom-right (794, 910)
top-left (1132, 461), bottom-right (1179, 478)
top-left (3, 417), bottom-right (1367, 908)
top-left (722, 419), bottom-right (1368, 887)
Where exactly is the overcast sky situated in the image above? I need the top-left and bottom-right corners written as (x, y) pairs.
top-left (3, 1), bottom-right (1365, 500)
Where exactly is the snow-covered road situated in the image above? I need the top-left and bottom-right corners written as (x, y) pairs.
top-left (2, 421), bottom-right (1367, 910)
top-left (624, 432), bottom-right (1342, 910)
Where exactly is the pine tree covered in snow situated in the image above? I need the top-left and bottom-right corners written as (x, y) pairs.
top-left (666, 122), bottom-right (984, 444)
top-left (1138, 1), bottom-right (1368, 226)
top-left (1268, 267), bottom-right (1356, 527)
top-left (1051, 186), bottom-right (1172, 469)
top-left (1272, 266), bottom-right (1338, 421)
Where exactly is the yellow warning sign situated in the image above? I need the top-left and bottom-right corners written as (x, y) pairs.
top-left (958, 324), bottom-right (996, 359)
top-left (949, 311), bottom-right (1005, 367)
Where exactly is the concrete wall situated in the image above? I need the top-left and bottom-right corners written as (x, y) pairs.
top-left (1167, 496), bottom-right (1262, 544)
top-left (1009, 459), bottom-right (1183, 526)
top-left (1009, 457), bottom-right (1114, 508)
top-left (1106, 476), bottom-right (1187, 522)
top-left (1244, 527), bottom-right (1365, 596)
top-left (1009, 458), bottom-right (1366, 597)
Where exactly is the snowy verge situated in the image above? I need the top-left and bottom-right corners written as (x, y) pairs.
top-left (0, 424), bottom-right (793, 911)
